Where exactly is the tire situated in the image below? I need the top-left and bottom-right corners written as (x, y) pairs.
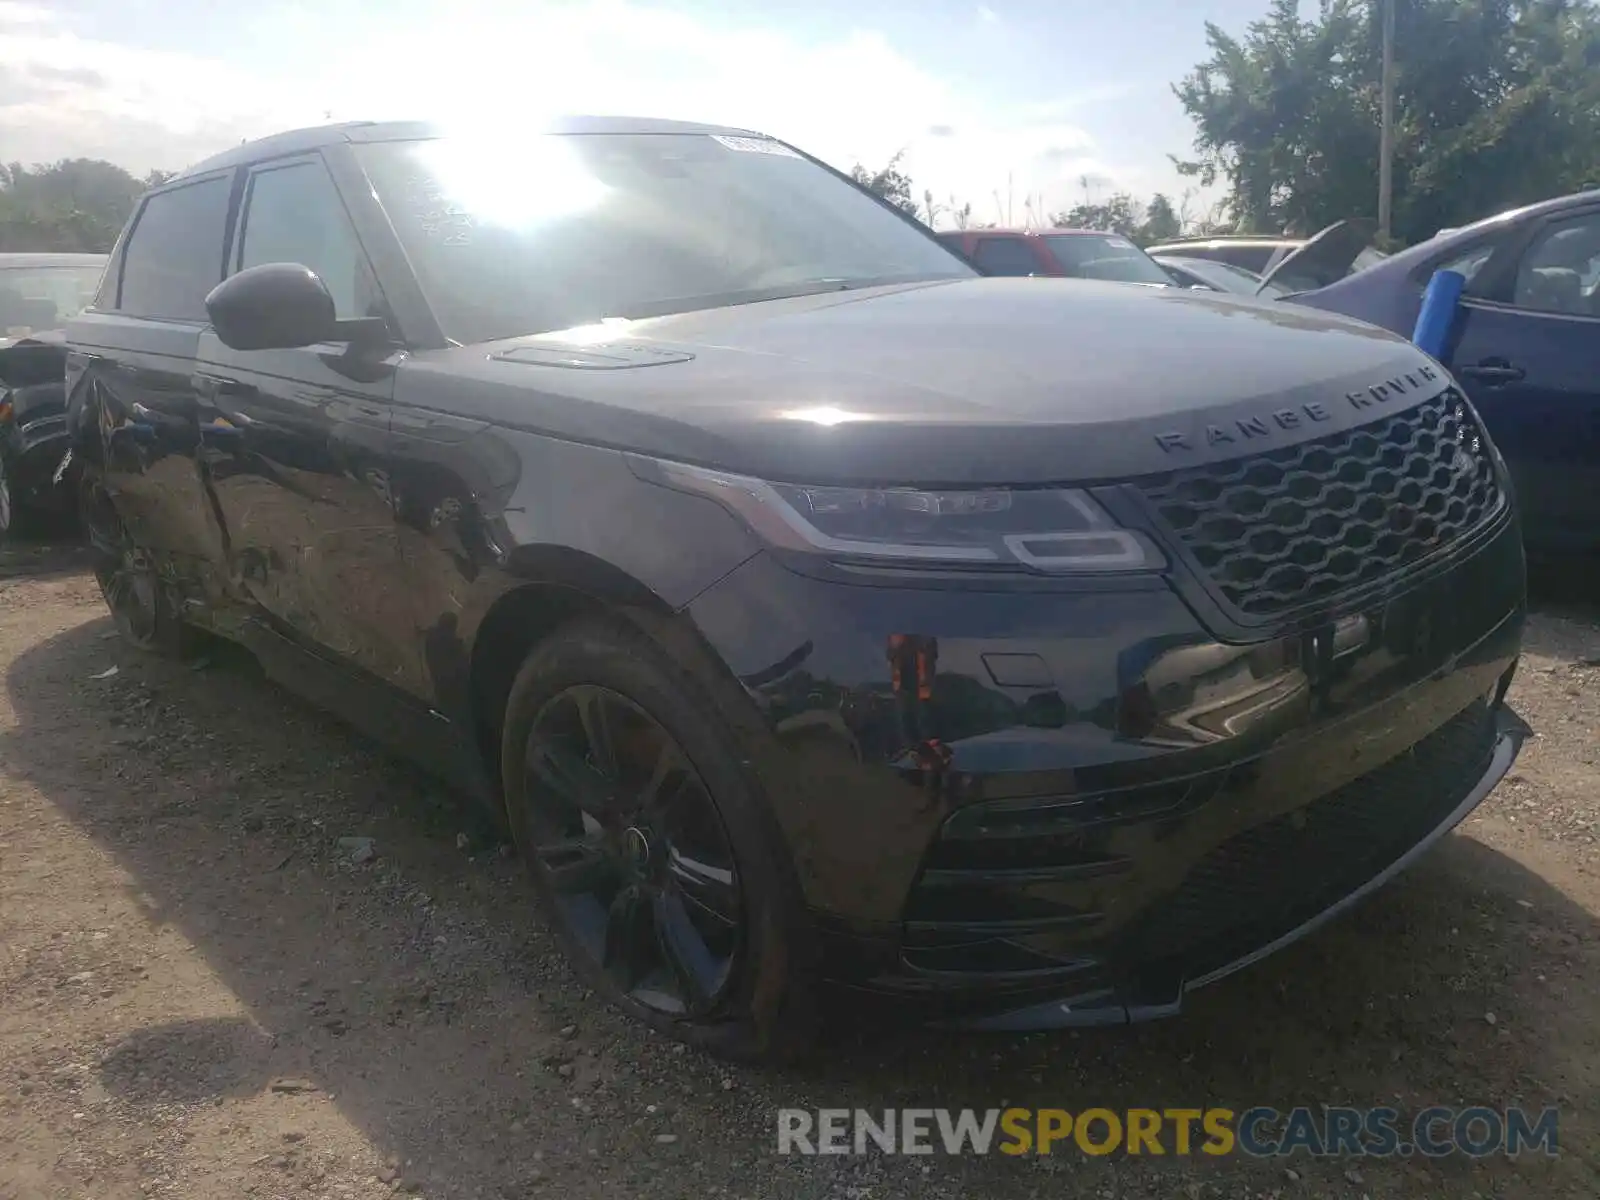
top-left (79, 470), bottom-right (194, 658)
top-left (500, 614), bottom-right (818, 1063)
top-left (0, 455), bottom-right (11, 545)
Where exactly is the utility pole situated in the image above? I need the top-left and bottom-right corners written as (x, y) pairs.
top-left (1378, 0), bottom-right (1395, 241)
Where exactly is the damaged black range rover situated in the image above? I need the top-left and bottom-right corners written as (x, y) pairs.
top-left (64, 119), bottom-right (1527, 1061)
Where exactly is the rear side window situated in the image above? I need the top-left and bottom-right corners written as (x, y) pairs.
top-left (118, 176), bottom-right (232, 321)
top-left (971, 237), bottom-right (1040, 276)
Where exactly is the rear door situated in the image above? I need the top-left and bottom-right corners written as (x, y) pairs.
top-left (193, 151), bottom-right (423, 691)
top-left (65, 172), bottom-right (237, 603)
top-left (1447, 205), bottom-right (1600, 553)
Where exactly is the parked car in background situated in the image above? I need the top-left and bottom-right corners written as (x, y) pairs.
top-left (1146, 234), bottom-right (1302, 275)
top-left (1147, 233), bottom-right (1388, 293)
top-left (0, 253), bottom-right (107, 538)
top-left (936, 227), bottom-right (1176, 285)
top-left (0, 253), bottom-right (105, 342)
top-left (1283, 191), bottom-right (1600, 557)
top-left (65, 119), bottom-right (1527, 1060)
top-left (1151, 254), bottom-right (1289, 297)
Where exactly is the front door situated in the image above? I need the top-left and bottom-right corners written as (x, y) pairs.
top-left (1448, 206), bottom-right (1600, 554)
top-left (194, 152), bottom-right (423, 692)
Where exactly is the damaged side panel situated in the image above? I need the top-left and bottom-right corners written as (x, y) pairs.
top-left (65, 317), bottom-right (234, 613)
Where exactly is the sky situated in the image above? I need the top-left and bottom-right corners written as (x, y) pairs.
top-left (0, 0), bottom-right (1271, 227)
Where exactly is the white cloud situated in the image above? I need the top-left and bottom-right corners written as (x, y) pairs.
top-left (0, 0), bottom-right (1156, 224)
top-left (0, 1), bottom-right (56, 26)
top-left (0, 4), bottom-right (294, 170)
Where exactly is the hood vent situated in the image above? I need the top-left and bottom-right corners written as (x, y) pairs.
top-left (492, 342), bottom-right (695, 371)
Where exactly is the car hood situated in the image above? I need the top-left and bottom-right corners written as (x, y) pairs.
top-left (402, 277), bottom-right (1451, 486)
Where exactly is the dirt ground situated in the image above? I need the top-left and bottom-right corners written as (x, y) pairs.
top-left (1, 540), bottom-right (1595, 1200)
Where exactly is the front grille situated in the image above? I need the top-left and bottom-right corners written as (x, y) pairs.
top-left (1135, 389), bottom-right (1502, 618)
top-left (1113, 699), bottom-right (1497, 975)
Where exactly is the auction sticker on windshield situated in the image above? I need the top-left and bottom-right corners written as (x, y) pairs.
top-left (712, 134), bottom-right (801, 157)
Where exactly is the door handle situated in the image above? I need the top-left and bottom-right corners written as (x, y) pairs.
top-left (191, 373), bottom-right (258, 402)
top-left (1458, 360), bottom-right (1525, 385)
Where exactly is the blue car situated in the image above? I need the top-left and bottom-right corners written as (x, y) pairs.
top-left (1276, 194), bottom-right (1600, 557)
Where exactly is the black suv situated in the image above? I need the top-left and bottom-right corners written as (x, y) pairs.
top-left (64, 119), bottom-right (1528, 1061)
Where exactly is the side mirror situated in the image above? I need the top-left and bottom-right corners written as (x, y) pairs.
top-left (205, 263), bottom-right (386, 353)
top-left (206, 263), bottom-right (337, 351)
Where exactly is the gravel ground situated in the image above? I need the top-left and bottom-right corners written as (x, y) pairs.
top-left (0, 541), bottom-right (1596, 1199)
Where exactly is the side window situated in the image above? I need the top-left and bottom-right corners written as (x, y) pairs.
top-left (118, 176), bottom-right (232, 321)
top-left (1436, 241), bottom-right (1499, 286)
top-left (235, 159), bottom-right (379, 319)
top-left (971, 237), bottom-right (1040, 277)
top-left (1511, 213), bottom-right (1600, 316)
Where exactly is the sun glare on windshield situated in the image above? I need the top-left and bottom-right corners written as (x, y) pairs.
top-left (414, 134), bottom-right (610, 232)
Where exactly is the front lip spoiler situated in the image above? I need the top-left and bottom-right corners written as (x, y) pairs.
top-left (936, 704), bottom-right (1531, 1032)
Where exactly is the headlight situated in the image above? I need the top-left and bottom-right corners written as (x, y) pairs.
top-left (632, 455), bottom-right (1163, 573)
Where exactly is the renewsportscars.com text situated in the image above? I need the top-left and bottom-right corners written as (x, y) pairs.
top-left (776, 1106), bottom-right (1559, 1158)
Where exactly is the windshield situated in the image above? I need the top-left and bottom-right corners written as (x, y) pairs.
top-left (0, 265), bottom-right (104, 338)
top-left (1174, 257), bottom-right (1289, 297)
top-left (357, 133), bottom-right (973, 344)
top-left (1042, 234), bottom-right (1173, 285)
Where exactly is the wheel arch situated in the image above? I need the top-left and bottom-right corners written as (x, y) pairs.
top-left (465, 545), bottom-right (674, 792)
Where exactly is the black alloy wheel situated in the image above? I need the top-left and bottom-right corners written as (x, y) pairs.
top-left (80, 474), bottom-right (182, 654)
top-left (0, 456), bottom-right (11, 541)
top-left (523, 683), bottom-right (743, 1016)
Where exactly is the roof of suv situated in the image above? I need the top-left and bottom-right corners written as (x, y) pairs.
top-left (176, 116), bottom-right (765, 180)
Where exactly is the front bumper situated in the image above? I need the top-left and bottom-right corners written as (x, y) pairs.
top-left (942, 701), bottom-right (1527, 1029)
top-left (686, 501), bottom-right (1527, 1028)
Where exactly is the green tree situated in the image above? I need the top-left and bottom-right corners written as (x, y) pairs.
top-left (1174, 0), bottom-right (1600, 246)
top-left (849, 151), bottom-right (921, 217)
top-left (1140, 193), bottom-right (1183, 243)
top-left (1053, 191), bottom-right (1144, 236)
top-left (1051, 190), bottom-right (1207, 243)
top-left (0, 158), bottom-right (149, 253)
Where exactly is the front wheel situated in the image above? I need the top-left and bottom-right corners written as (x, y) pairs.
top-left (0, 455), bottom-right (11, 544)
top-left (500, 615), bottom-right (816, 1062)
